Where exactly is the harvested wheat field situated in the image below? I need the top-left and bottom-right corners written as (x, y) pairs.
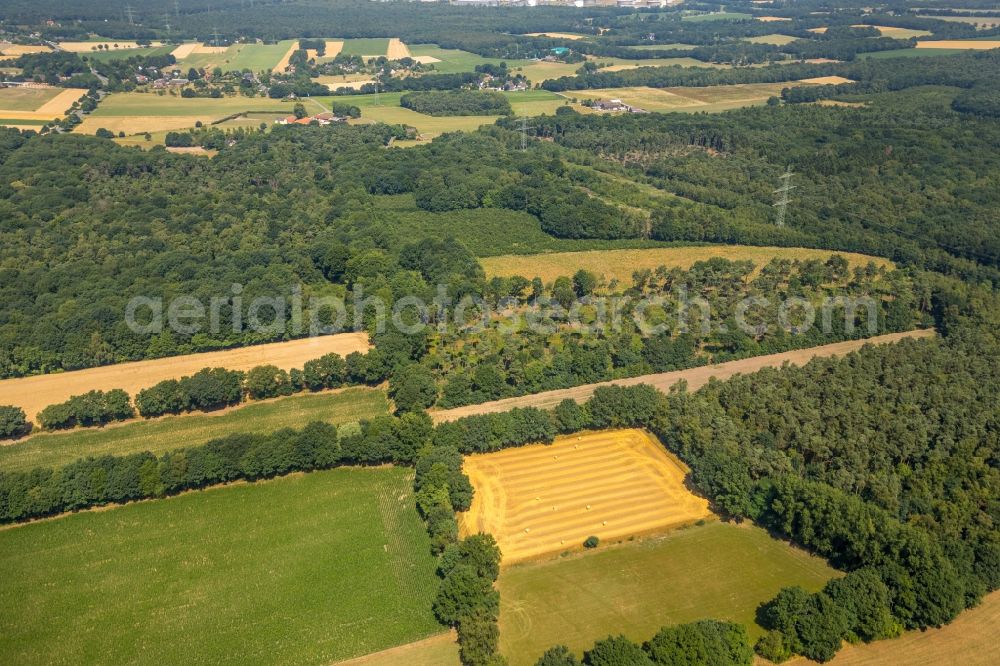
top-left (324, 40), bottom-right (345, 58)
top-left (0, 332), bottom-right (370, 424)
top-left (59, 41), bottom-right (163, 53)
top-left (169, 43), bottom-right (198, 59)
top-left (480, 246), bottom-right (891, 284)
top-left (386, 38), bottom-right (411, 59)
top-left (0, 87), bottom-right (83, 123)
top-left (757, 16), bottom-right (792, 22)
top-left (916, 40), bottom-right (1000, 49)
top-left (798, 76), bottom-right (855, 85)
top-left (459, 429), bottom-right (712, 564)
top-left (523, 32), bottom-right (587, 40)
top-left (273, 41), bottom-right (299, 72)
top-left (0, 44), bottom-right (52, 56)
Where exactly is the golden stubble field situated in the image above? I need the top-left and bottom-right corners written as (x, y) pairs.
top-left (0, 332), bottom-right (370, 424)
top-left (459, 429), bottom-right (712, 563)
top-left (480, 246), bottom-right (893, 285)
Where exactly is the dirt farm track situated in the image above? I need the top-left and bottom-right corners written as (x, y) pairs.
top-left (0, 333), bottom-right (370, 423)
top-left (433, 329), bottom-right (936, 422)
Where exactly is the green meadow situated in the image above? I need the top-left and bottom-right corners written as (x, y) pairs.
top-left (0, 467), bottom-right (442, 665)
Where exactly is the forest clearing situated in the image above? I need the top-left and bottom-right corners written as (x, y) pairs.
top-left (0, 332), bottom-right (369, 424)
top-left (459, 429), bottom-right (712, 563)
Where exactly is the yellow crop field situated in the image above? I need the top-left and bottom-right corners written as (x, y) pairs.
top-left (459, 429), bottom-right (712, 564)
top-left (523, 32), bottom-right (588, 40)
top-left (386, 38), bottom-right (411, 59)
top-left (853, 25), bottom-right (932, 39)
top-left (0, 87), bottom-right (84, 124)
top-left (0, 44), bottom-right (52, 56)
top-left (480, 246), bottom-right (893, 284)
top-left (58, 41), bottom-right (164, 53)
top-left (0, 332), bottom-right (370, 424)
top-left (578, 81), bottom-right (819, 113)
top-left (916, 40), bottom-right (1000, 49)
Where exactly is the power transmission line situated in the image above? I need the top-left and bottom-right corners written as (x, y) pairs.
top-left (124, 4), bottom-right (136, 25)
top-left (772, 166), bottom-right (795, 227)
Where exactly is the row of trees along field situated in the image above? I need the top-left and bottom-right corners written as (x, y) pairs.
top-left (2, 276), bottom-right (996, 663)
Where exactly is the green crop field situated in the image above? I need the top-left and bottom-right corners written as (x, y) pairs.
top-left (0, 467), bottom-right (442, 665)
top-left (320, 89), bottom-right (567, 138)
top-left (0, 388), bottom-right (388, 473)
top-left (90, 92), bottom-right (296, 116)
top-left (627, 43), bottom-right (698, 51)
top-left (83, 44), bottom-right (176, 62)
top-left (408, 44), bottom-right (530, 74)
top-left (498, 522), bottom-right (839, 665)
top-left (682, 11), bottom-right (752, 22)
top-left (177, 40), bottom-right (296, 72)
top-left (340, 38), bottom-right (390, 57)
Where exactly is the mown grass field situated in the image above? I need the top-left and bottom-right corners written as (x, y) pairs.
top-left (0, 467), bottom-right (443, 666)
top-left (0, 86), bottom-right (62, 111)
top-left (89, 93), bottom-right (299, 116)
top-left (176, 40), bottom-right (298, 71)
top-left (327, 89), bottom-right (568, 138)
top-left (340, 38), bottom-right (391, 57)
top-left (0, 388), bottom-right (387, 474)
top-left (82, 44), bottom-right (176, 62)
top-left (79, 92), bottom-right (300, 134)
top-left (592, 56), bottom-right (732, 70)
top-left (682, 11), bottom-right (752, 21)
top-left (407, 44), bottom-right (526, 74)
top-left (746, 33), bottom-right (798, 45)
top-left (627, 43), bottom-right (697, 51)
top-left (480, 246), bottom-right (892, 284)
top-left (498, 521), bottom-right (839, 665)
top-left (577, 82), bottom-right (805, 113)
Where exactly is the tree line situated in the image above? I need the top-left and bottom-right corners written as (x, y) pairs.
top-left (400, 91), bottom-right (512, 117)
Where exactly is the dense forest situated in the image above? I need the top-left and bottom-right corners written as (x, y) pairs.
top-left (0, 117), bottom-right (942, 379)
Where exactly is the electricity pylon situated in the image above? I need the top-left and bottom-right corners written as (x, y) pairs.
top-left (773, 166), bottom-right (795, 227)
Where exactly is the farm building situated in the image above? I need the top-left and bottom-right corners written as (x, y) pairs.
top-left (592, 98), bottom-right (648, 113)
